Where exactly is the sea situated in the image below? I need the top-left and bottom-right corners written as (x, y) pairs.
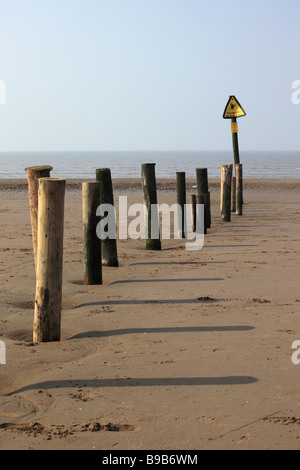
top-left (0, 150), bottom-right (299, 180)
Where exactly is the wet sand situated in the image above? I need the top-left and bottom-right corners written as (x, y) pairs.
top-left (0, 177), bottom-right (300, 450)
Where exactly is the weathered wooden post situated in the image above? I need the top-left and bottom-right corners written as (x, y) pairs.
top-left (220, 164), bottom-right (232, 222)
top-left (236, 163), bottom-right (243, 216)
top-left (231, 118), bottom-right (240, 170)
top-left (196, 195), bottom-right (207, 234)
top-left (141, 163), bottom-right (161, 250)
top-left (190, 194), bottom-right (196, 232)
top-left (25, 165), bottom-right (53, 270)
top-left (33, 178), bottom-right (65, 343)
top-left (196, 168), bottom-right (208, 195)
top-left (196, 168), bottom-right (211, 228)
top-left (206, 191), bottom-right (211, 228)
top-left (204, 193), bottom-right (210, 231)
top-left (176, 172), bottom-right (186, 238)
top-left (231, 176), bottom-right (236, 212)
top-left (82, 182), bottom-right (102, 285)
top-left (95, 168), bottom-right (118, 267)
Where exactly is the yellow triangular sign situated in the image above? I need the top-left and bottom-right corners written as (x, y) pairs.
top-left (223, 95), bottom-right (246, 119)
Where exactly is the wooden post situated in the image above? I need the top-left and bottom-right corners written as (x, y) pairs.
top-left (141, 163), bottom-right (161, 250)
top-left (33, 178), bottom-right (65, 343)
top-left (220, 164), bottom-right (232, 222)
top-left (196, 195), bottom-right (207, 234)
top-left (176, 172), bottom-right (186, 238)
top-left (190, 194), bottom-right (196, 232)
top-left (95, 168), bottom-right (118, 267)
top-left (231, 176), bottom-right (236, 212)
top-left (196, 168), bottom-right (211, 228)
top-left (236, 163), bottom-right (243, 216)
top-left (25, 165), bottom-right (53, 270)
top-left (82, 182), bottom-right (102, 285)
top-left (204, 193), bottom-right (210, 231)
top-left (231, 118), bottom-right (243, 203)
top-left (206, 191), bottom-right (211, 228)
top-left (231, 118), bottom-right (240, 172)
top-left (196, 168), bottom-right (208, 194)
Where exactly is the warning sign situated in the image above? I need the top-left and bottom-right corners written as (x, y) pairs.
top-left (223, 96), bottom-right (246, 119)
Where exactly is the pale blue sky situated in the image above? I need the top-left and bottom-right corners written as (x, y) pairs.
top-left (0, 0), bottom-right (299, 151)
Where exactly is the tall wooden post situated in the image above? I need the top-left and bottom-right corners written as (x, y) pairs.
top-left (25, 165), bottom-right (53, 270)
top-left (236, 163), bottom-right (243, 216)
top-left (82, 182), bottom-right (102, 285)
top-left (95, 168), bottom-right (118, 267)
top-left (33, 178), bottom-right (65, 343)
top-left (220, 164), bottom-right (232, 222)
top-left (196, 168), bottom-right (211, 228)
top-left (141, 163), bottom-right (161, 250)
top-left (176, 172), bottom-right (186, 238)
top-left (231, 118), bottom-right (240, 173)
top-left (196, 168), bottom-right (208, 194)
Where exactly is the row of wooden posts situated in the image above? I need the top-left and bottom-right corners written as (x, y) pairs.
top-left (25, 162), bottom-right (243, 343)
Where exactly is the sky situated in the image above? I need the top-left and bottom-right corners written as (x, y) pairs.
top-left (0, 0), bottom-right (300, 152)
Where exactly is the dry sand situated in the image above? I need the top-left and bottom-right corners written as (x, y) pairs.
top-left (0, 177), bottom-right (300, 450)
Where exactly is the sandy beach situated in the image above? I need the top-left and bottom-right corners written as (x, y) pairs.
top-left (0, 177), bottom-right (300, 450)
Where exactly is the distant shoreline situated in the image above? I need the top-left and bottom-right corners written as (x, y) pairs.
top-left (0, 177), bottom-right (299, 192)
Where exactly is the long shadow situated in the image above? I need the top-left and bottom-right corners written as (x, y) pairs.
top-left (129, 261), bottom-right (228, 266)
top-left (207, 234), bottom-right (261, 238)
top-left (221, 225), bottom-right (278, 229)
top-left (73, 298), bottom-right (222, 308)
top-left (111, 278), bottom-right (223, 285)
top-left (204, 244), bottom-right (258, 248)
top-left (245, 211), bottom-right (279, 214)
top-left (8, 376), bottom-right (258, 395)
top-left (70, 325), bottom-right (255, 339)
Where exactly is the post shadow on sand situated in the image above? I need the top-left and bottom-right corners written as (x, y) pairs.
top-left (8, 375), bottom-right (258, 396)
top-left (204, 244), bottom-right (259, 248)
top-left (110, 277), bottom-right (224, 285)
top-left (129, 261), bottom-right (229, 266)
top-left (70, 325), bottom-right (255, 339)
top-left (72, 297), bottom-right (222, 309)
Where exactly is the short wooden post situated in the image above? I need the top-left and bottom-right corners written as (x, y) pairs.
top-left (190, 194), bottom-right (196, 232)
top-left (236, 163), bottom-right (243, 216)
top-left (196, 194), bottom-right (207, 234)
top-left (95, 168), bottom-right (118, 267)
top-left (141, 163), bottom-right (161, 250)
top-left (82, 182), bottom-right (102, 285)
top-left (196, 168), bottom-right (211, 228)
top-left (25, 165), bottom-right (53, 270)
top-left (231, 176), bottom-right (236, 212)
top-left (33, 178), bottom-right (65, 343)
top-left (220, 164), bottom-right (232, 222)
top-left (176, 172), bottom-right (186, 238)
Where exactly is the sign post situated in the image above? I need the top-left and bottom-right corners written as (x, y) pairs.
top-left (223, 95), bottom-right (246, 175)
